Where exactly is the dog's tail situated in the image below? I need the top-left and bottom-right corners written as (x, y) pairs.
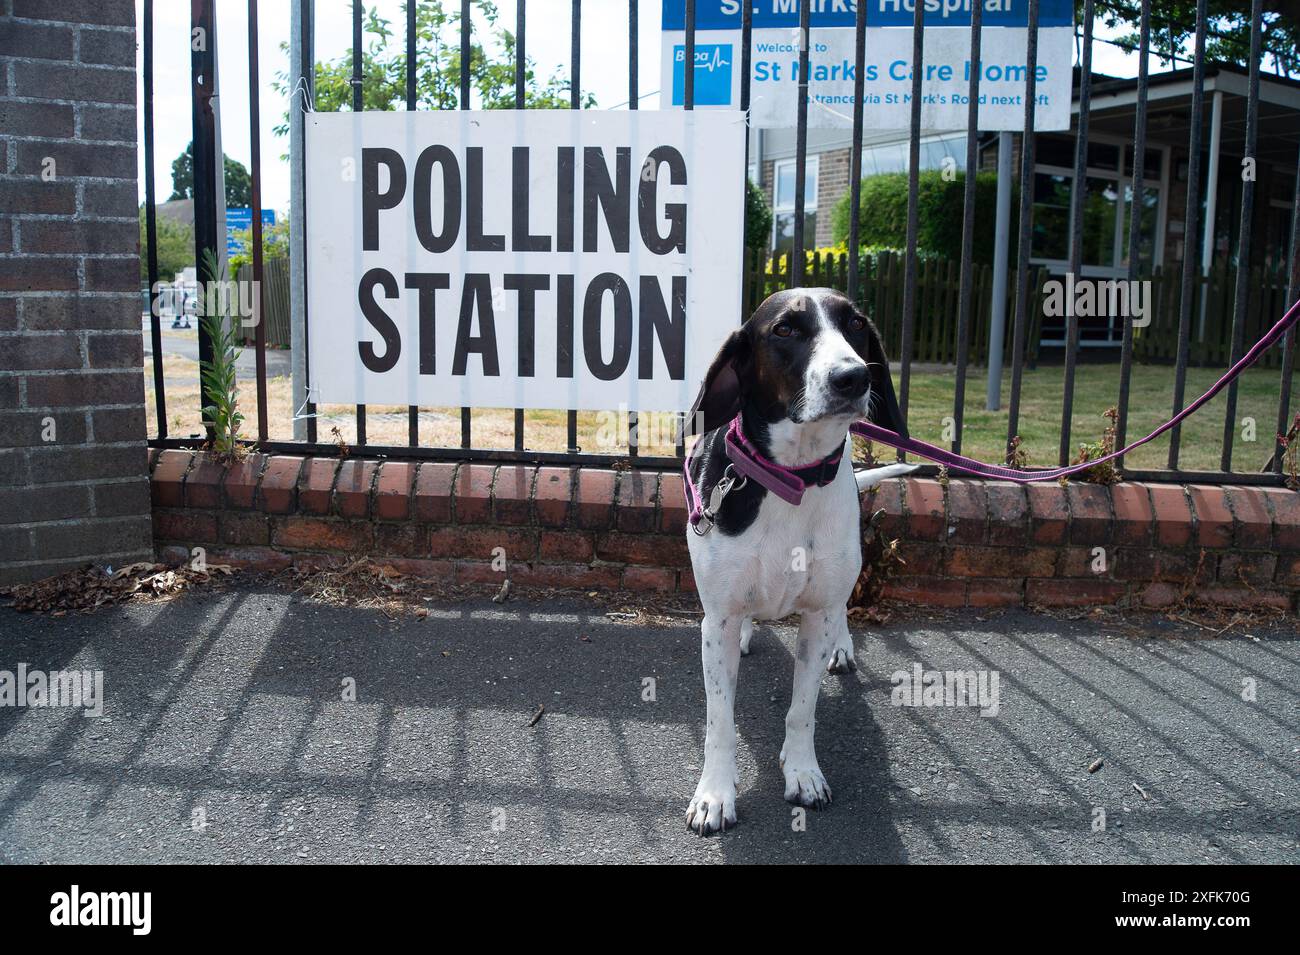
top-left (853, 462), bottom-right (919, 492)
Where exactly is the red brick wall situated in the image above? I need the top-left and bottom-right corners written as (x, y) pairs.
top-left (149, 450), bottom-right (1300, 612)
top-left (814, 147), bottom-right (850, 249)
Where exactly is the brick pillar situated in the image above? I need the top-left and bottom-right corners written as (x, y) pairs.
top-left (0, 0), bottom-right (153, 584)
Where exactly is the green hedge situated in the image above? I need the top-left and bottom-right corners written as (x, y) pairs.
top-left (830, 170), bottom-right (1014, 264)
top-left (744, 178), bottom-right (772, 252)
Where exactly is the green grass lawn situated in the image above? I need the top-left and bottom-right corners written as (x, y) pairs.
top-left (901, 361), bottom-right (1297, 474)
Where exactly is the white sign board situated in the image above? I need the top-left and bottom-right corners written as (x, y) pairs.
top-left (661, 0), bottom-right (1074, 130)
top-left (306, 110), bottom-right (745, 412)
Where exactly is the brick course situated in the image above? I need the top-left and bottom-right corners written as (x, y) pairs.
top-left (147, 452), bottom-right (1300, 612)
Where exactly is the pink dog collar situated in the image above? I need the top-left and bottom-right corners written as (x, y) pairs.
top-left (684, 414), bottom-right (845, 528)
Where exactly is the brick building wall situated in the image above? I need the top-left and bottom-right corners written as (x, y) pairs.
top-left (814, 147), bottom-right (850, 248)
top-left (0, 0), bottom-right (152, 584)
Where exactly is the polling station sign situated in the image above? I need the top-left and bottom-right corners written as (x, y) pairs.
top-left (662, 0), bottom-right (1074, 130)
top-left (305, 110), bottom-right (745, 412)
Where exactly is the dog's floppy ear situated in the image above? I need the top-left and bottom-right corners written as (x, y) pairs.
top-left (684, 326), bottom-right (750, 438)
top-left (864, 316), bottom-right (908, 439)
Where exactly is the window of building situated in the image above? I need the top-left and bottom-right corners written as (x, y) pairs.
top-left (1032, 134), bottom-right (1168, 347)
top-left (860, 133), bottom-right (967, 178)
top-left (1030, 134), bottom-right (1165, 271)
top-left (772, 156), bottom-right (818, 256)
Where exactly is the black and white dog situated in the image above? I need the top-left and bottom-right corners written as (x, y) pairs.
top-left (681, 287), bottom-right (913, 835)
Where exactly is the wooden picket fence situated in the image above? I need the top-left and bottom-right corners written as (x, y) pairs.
top-left (235, 256), bottom-right (291, 349)
top-left (1133, 262), bottom-right (1294, 369)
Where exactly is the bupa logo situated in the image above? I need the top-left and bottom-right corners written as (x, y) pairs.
top-left (672, 43), bottom-right (733, 106)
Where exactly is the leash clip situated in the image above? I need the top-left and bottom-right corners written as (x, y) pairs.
top-left (693, 464), bottom-right (747, 536)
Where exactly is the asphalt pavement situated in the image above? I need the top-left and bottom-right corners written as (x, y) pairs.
top-left (0, 585), bottom-right (1296, 864)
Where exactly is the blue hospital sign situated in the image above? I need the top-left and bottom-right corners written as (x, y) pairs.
top-left (225, 207), bottom-right (276, 255)
top-left (661, 0), bottom-right (1075, 130)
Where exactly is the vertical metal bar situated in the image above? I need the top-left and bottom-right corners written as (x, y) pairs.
top-left (407, 0), bottom-right (420, 448)
top-left (1058, 0), bottom-right (1093, 466)
top-left (1197, 90), bottom-right (1222, 341)
top-left (951, 0), bottom-right (982, 454)
top-left (986, 131), bottom-right (1012, 410)
top-left (567, 0), bottom-right (582, 453)
top-left (352, 0), bottom-right (367, 446)
top-left (846, 0), bottom-right (867, 306)
top-left (299, 0), bottom-right (316, 444)
top-left (739, 0), bottom-right (751, 170)
top-left (1167, 0), bottom-right (1208, 469)
top-left (1274, 138), bottom-right (1300, 475)
top-left (1115, 0), bottom-right (1151, 462)
top-left (143, 0), bottom-right (167, 439)
top-left (1219, 0), bottom-right (1262, 472)
top-left (676, 0), bottom-right (694, 460)
top-left (407, 0), bottom-right (418, 106)
top-left (683, 0), bottom-right (695, 109)
top-left (190, 0), bottom-right (219, 438)
top-left (738, 0), bottom-right (752, 322)
top-left (627, 0), bottom-right (639, 460)
top-left (248, 0), bottom-right (268, 444)
top-left (513, 0), bottom-right (526, 452)
top-left (897, 0), bottom-right (926, 428)
top-left (460, 0), bottom-right (473, 450)
top-left (791, 0), bottom-right (809, 285)
top-left (1004, 0), bottom-right (1039, 460)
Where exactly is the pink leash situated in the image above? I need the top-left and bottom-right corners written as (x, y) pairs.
top-left (685, 296), bottom-right (1300, 523)
top-left (853, 294), bottom-right (1300, 483)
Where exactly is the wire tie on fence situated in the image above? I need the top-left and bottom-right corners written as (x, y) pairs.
top-left (291, 76), bottom-right (316, 114)
top-left (292, 388), bottom-right (321, 422)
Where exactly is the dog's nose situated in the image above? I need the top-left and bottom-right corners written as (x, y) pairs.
top-left (829, 364), bottom-right (870, 398)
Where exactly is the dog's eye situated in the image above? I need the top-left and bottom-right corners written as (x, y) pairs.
top-left (847, 315), bottom-right (866, 332)
top-left (772, 322), bottom-right (793, 338)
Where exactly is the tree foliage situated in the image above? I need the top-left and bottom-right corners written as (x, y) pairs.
top-left (228, 219), bottom-right (290, 278)
top-left (744, 180), bottom-right (772, 252)
top-left (274, 0), bottom-right (592, 137)
top-left (169, 142), bottom-right (253, 208)
top-left (831, 171), bottom-right (1010, 263)
top-left (1088, 1), bottom-right (1300, 76)
top-left (138, 207), bottom-right (195, 283)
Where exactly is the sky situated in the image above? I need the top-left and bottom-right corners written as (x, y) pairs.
top-left (134, 0), bottom-right (1158, 216)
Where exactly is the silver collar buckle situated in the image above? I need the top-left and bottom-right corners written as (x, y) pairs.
top-left (693, 464), bottom-right (747, 536)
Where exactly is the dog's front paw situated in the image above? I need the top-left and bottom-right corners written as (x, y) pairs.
top-left (685, 781), bottom-right (738, 835)
top-left (781, 759), bottom-right (832, 809)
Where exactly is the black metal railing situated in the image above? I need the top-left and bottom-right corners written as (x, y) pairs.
top-left (139, 0), bottom-right (1299, 485)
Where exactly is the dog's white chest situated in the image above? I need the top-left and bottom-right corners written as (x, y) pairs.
top-left (687, 470), bottom-right (862, 621)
